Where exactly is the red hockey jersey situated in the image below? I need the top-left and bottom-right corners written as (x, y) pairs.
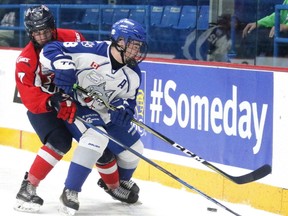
top-left (15, 28), bottom-right (86, 114)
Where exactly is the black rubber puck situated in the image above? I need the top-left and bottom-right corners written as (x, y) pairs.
top-left (207, 207), bottom-right (217, 212)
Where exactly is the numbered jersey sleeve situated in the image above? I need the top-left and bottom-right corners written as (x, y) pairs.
top-left (40, 41), bottom-right (110, 71)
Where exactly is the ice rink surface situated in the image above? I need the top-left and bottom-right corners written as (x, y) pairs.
top-left (0, 145), bottom-right (280, 216)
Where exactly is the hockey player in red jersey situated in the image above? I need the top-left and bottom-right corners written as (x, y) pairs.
top-left (14, 5), bottom-right (126, 213)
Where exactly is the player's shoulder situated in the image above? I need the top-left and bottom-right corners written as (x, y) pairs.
top-left (17, 41), bottom-right (37, 63)
top-left (57, 28), bottom-right (77, 35)
top-left (16, 41), bottom-right (38, 70)
top-left (80, 40), bottom-right (110, 56)
top-left (94, 40), bottom-right (110, 49)
top-left (56, 28), bottom-right (84, 42)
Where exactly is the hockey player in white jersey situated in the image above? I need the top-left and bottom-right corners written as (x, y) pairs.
top-left (40, 18), bottom-right (148, 215)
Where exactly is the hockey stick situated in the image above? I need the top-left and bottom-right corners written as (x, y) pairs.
top-left (73, 84), bottom-right (271, 184)
top-left (76, 115), bottom-right (241, 216)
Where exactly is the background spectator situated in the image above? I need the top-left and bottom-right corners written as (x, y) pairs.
top-left (180, 14), bottom-right (236, 62)
top-left (241, 0), bottom-right (288, 57)
top-left (0, 11), bottom-right (15, 46)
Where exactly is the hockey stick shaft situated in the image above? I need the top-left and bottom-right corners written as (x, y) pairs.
top-left (131, 120), bottom-right (271, 184)
top-left (76, 116), bottom-right (241, 216)
top-left (73, 84), bottom-right (271, 184)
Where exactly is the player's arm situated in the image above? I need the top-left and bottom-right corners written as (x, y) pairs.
top-left (40, 41), bottom-right (100, 93)
top-left (16, 62), bottom-right (77, 123)
top-left (16, 61), bottom-right (52, 113)
top-left (40, 41), bottom-right (78, 93)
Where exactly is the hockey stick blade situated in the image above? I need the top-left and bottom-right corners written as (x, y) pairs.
top-left (204, 163), bottom-right (271, 184)
top-left (73, 84), bottom-right (272, 184)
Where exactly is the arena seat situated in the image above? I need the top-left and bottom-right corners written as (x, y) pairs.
top-left (76, 8), bottom-right (100, 29)
top-left (129, 7), bottom-right (146, 25)
top-left (174, 5), bottom-right (197, 30)
top-left (197, 5), bottom-right (209, 30)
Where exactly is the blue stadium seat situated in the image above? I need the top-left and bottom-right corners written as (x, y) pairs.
top-left (129, 7), bottom-right (146, 25)
top-left (197, 5), bottom-right (209, 30)
top-left (76, 8), bottom-right (100, 29)
top-left (101, 8), bottom-right (114, 30)
top-left (60, 8), bottom-right (86, 29)
top-left (174, 5), bottom-right (197, 30)
top-left (150, 6), bottom-right (181, 53)
top-left (100, 7), bottom-right (130, 37)
top-left (172, 5), bottom-right (198, 58)
top-left (150, 6), bottom-right (164, 26)
top-left (148, 6), bottom-right (163, 52)
top-left (156, 6), bottom-right (181, 28)
top-left (112, 8), bottom-right (130, 24)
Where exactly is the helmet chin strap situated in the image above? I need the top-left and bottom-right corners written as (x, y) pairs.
top-left (115, 43), bottom-right (137, 67)
top-left (114, 43), bottom-right (125, 62)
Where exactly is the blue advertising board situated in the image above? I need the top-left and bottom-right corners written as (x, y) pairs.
top-left (135, 62), bottom-right (273, 170)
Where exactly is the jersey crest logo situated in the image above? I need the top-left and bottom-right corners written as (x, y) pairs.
top-left (17, 56), bottom-right (30, 66)
top-left (86, 69), bottom-right (104, 84)
top-left (81, 41), bottom-right (94, 48)
top-left (85, 82), bottom-right (114, 104)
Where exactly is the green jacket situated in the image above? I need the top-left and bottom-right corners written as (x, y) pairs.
top-left (258, 0), bottom-right (288, 27)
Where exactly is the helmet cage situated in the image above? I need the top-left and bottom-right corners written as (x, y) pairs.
top-left (124, 39), bottom-right (148, 66)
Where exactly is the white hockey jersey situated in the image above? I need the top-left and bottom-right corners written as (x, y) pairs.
top-left (40, 41), bottom-right (142, 123)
